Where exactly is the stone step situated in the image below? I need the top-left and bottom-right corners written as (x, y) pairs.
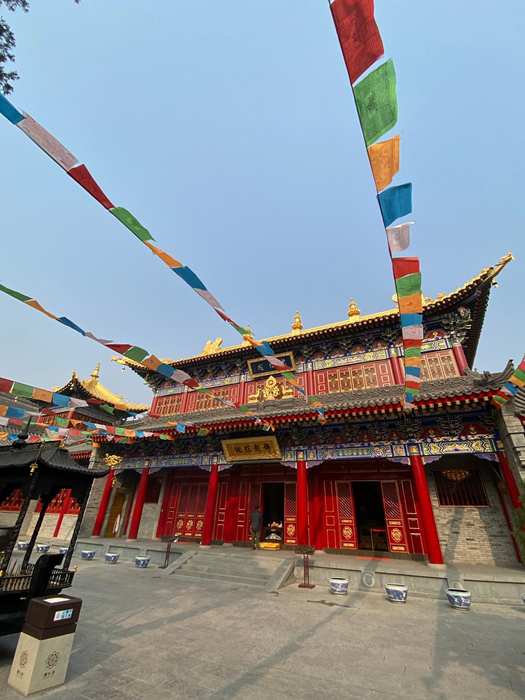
top-left (191, 557), bottom-right (280, 573)
top-left (195, 552), bottom-right (286, 568)
top-left (181, 563), bottom-right (272, 581)
top-left (172, 568), bottom-right (267, 587)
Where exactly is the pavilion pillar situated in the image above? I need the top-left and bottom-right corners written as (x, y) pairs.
top-left (201, 462), bottom-right (219, 547)
top-left (451, 344), bottom-right (468, 375)
top-left (0, 469), bottom-right (39, 575)
top-left (63, 488), bottom-right (90, 571)
top-left (53, 489), bottom-right (72, 538)
top-left (22, 497), bottom-right (50, 572)
top-left (92, 472), bottom-right (114, 536)
top-left (408, 446), bottom-right (444, 565)
top-left (127, 468), bottom-right (150, 540)
top-left (297, 456), bottom-right (308, 546)
top-left (497, 449), bottom-right (522, 510)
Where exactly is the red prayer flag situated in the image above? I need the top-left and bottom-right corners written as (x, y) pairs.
top-left (392, 257), bottom-right (420, 280)
top-left (0, 377), bottom-right (14, 393)
top-left (105, 343), bottom-right (133, 355)
top-left (68, 164), bottom-right (115, 210)
top-left (330, 0), bottom-right (384, 85)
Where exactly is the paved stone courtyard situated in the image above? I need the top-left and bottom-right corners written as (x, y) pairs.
top-left (1, 556), bottom-right (524, 700)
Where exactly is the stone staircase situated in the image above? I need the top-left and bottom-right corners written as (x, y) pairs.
top-left (169, 549), bottom-right (290, 589)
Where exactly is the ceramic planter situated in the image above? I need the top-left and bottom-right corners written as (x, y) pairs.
top-left (17, 541), bottom-right (30, 550)
top-left (36, 543), bottom-right (50, 553)
top-left (104, 553), bottom-right (119, 564)
top-left (81, 550), bottom-right (96, 560)
top-left (385, 583), bottom-right (408, 603)
top-left (135, 556), bottom-right (151, 568)
top-left (59, 547), bottom-right (69, 555)
top-left (446, 588), bottom-right (471, 610)
top-left (329, 577), bottom-right (349, 595)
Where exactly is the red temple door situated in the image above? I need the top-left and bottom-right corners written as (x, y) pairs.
top-left (335, 481), bottom-right (358, 550)
top-left (171, 483), bottom-right (208, 539)
top-left (236, 481), bottom-right (262, 542)
top-left (381, 480), bottom-right (408, 553)
top-left (400, 479), bottom-right (425, 554)
top-left (213, 481), bottom-right (229, 541)
top-left (284, 483), bottom-right (297, 545)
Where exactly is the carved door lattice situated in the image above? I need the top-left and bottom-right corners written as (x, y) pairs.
top-left (172, 483), bottom-right (208, 538)
top-left (284, 482), bottom-right (297, 545)
top-left (381, 481), bottom-right (408, 552)
top-left (336, 481), bottom-right (358, 549)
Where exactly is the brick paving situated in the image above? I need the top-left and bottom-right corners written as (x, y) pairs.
top-left (1, 555), bottom-right (524, 699)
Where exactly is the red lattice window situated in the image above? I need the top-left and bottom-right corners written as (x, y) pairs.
top-left (433, 469), bottom-right (489, 507)
top-left (336, 482), bottom-right (353, 519)
top-left (157, 394), bottom-right (182, 416)
top-left (0, 488), bottom-right (23, 511)
top-left (382, 482), bottom-right (401, 519)
top-left (145, 477), bottom-right (163, 504)
top-left (285, 483), bottom-right (297, 517)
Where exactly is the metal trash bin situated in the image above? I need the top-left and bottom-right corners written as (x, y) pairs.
top-left (8, 594), bottom-right (82, 696)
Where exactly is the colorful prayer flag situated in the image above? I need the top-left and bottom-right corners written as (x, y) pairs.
top-left (367, 135), bottom-right (400, 192)
top-left (353, 59), bottom-right (397, 147)
top-left (386, 223), bottom-right (412, 254)
top-left (330, 0), bottom-right (384, 85)
top-left (377, 183), bottom-right (412, 228)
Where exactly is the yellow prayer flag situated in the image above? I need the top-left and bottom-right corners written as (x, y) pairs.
top-left (404, 357), bottom-right (421, 367)
top-left (25, 299), bottom-right (58, 320)
top-left (32, 387), bottom-right (53, 403)
top-left (367, 134), bottom-right (400, 192)
top-left (398, 293), bottom-right (423, 315)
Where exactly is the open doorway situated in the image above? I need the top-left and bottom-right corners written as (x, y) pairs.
top-left (352, 481), bottom-right (388, 551)
top-left (262, 483), bottom-right (284, 541)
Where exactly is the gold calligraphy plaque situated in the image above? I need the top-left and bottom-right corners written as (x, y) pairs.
top-left (221, 436), bottom-right (281, 462)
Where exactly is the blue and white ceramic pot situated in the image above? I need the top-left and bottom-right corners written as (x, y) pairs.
top-left (329, 577), bottom-right (349, 595)
top-left (446, 588), bottom-right (471, 610)
top-left (81, 550), bottom-right (96, 560)
top-left (135, 556), bottom-right (151, 568)
top-left (36, 543), bottom-right (50, 553)
top-left (59, 546), bottom-right (69, 555)
top-left (522, 593), bottom-right (525, 606)
top-left (104, 553), bottom-right (119, 564)
top-left (385, 583), bottom-right (408, 603)
top-left (17, 541), bottom-right (30, 550)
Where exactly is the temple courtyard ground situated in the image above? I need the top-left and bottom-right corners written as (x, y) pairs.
top-left (1, 555), bottom-right (524, 700)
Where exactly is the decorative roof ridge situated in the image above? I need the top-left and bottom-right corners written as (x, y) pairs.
top-left (117, 253), bottom-right (513, 370)
top-left (54, 365), bottom-right (150, 412)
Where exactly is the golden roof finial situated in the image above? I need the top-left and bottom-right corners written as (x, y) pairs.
top-left (292, 311), bottom-right (303, 334)
top-left (91, 362), bottom-right (101, 380)
top-left (347, 298), bottom-right (360, 320)
top-left (242, 324), bottom-right (254, 346)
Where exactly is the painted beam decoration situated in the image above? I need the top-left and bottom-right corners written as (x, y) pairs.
top-left (0, 93), bottom-right (324, 421)
top-left (329, 0), bottom-right (421, 409)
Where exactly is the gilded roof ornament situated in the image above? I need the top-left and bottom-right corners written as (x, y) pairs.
top-left (242, 325), bottom-right (254, 346)
top-left (347, 298), bottom-right (360, 321)
top-left (202, 338), bottom-right (223, 355)
top-left (291, 312), bottom-right (303, 334)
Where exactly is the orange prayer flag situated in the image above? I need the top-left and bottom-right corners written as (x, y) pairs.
top-left (25, 299), bottom-right (58, 320)
top-left (32, 387), bottom-right (53, 403)
top-left (141, 354), bottom-right (163, 371)
top-left (398, 293), bottom-right (423, 315)
top-left (367, 134), bottom-right (400, 193)
top-left (144, 241), bottom-right (183, 269)
top-left (0, 406), bottom-right (7, 417)
top-left (0, 432), bottom-right (8, 439)
top-left (125, 429), bottom-right (135, 437)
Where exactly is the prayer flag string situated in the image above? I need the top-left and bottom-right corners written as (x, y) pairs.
top-left (0, 94), bottom-right (324, 419)
top-left (491, 355), bottom-right (525, 408)
top-left (329, 0), bottom-right (421, 408)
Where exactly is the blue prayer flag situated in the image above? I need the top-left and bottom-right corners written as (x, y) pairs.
top-left (52, 393), bottom-right (70, 407)
top-left (57, 317), bottom-right (86, 336)
top-left (377, 183), bottom-right (412, 228)
top-left (0, 94), bottom-right (25, 125)
top-left (400, 313), bottom-right (423, 328)
top-left (173, 266), bottom-right (207, 291)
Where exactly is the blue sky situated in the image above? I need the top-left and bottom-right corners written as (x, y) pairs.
top-left (0, 1), bottom-right (523, 406)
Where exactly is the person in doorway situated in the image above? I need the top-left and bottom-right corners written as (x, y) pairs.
top-left (250, 505), bottom-right (263, 550)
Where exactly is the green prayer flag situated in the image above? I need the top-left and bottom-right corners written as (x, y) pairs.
top-left (262, 424), bottom-right (271, 432)
top-left (0, 283), bottom-right (32, 303)
top-left (55, 417), bottom-right (69, 427)
top-left (115, 427), bottom-right (126, 436)
top-left (404, 347), bottom-right (422, 359)
top-left (124, 346), bottom-right (149, 363)
top-left (12, 382), bottom-right (34, 399)
top-left (110, 207), bottom-right (155, 242)
top-left (230, 322), bottom-right (250, 336)
top-left (238, 405), bottom-right (250, 413)
top-left (354, 59), bottom-right (397, 147)
top-left (512, 368), bottom-right (525, 384)
top-left (101, 404), bottom-right (115, 414)
top-left (281, 372), bottom-right (296, 380)
top-left (197, 428), bottom-right (208, 436)
top-left (396, 273), bottom-right (422, 298)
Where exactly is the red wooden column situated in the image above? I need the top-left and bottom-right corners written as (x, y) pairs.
top-left (127, 468), bottom-right (150, 540)
top-left (297, 455), bottom-right (308, 546)
top-left (201, 462), bottom-right (219, 547)
top-left (92, 472), bottom-right (114, 537)
top-left (408, 446), bottom-right (444, 565)
top-left (497, 450), bottom-right (522, 510)
top-left (451, 344), bottom-right (468, 376)
top-left (53, 489), bottom-right (72, 538)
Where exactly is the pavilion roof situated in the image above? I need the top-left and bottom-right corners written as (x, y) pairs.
top-left (0, 441), bottom-right (107, 476)
top-left (54, 363), bottom-right (149, 414)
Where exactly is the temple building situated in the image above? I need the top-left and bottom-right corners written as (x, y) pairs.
top-left (81, 254), bottom-right (525, 567)
top-left (0, 364), bottom-right (148, 539)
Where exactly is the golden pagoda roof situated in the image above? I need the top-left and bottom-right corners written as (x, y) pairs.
top-left (55, 363), bottom-right (150, 412)
top-left (115, 252), bottom-right (513, 372)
